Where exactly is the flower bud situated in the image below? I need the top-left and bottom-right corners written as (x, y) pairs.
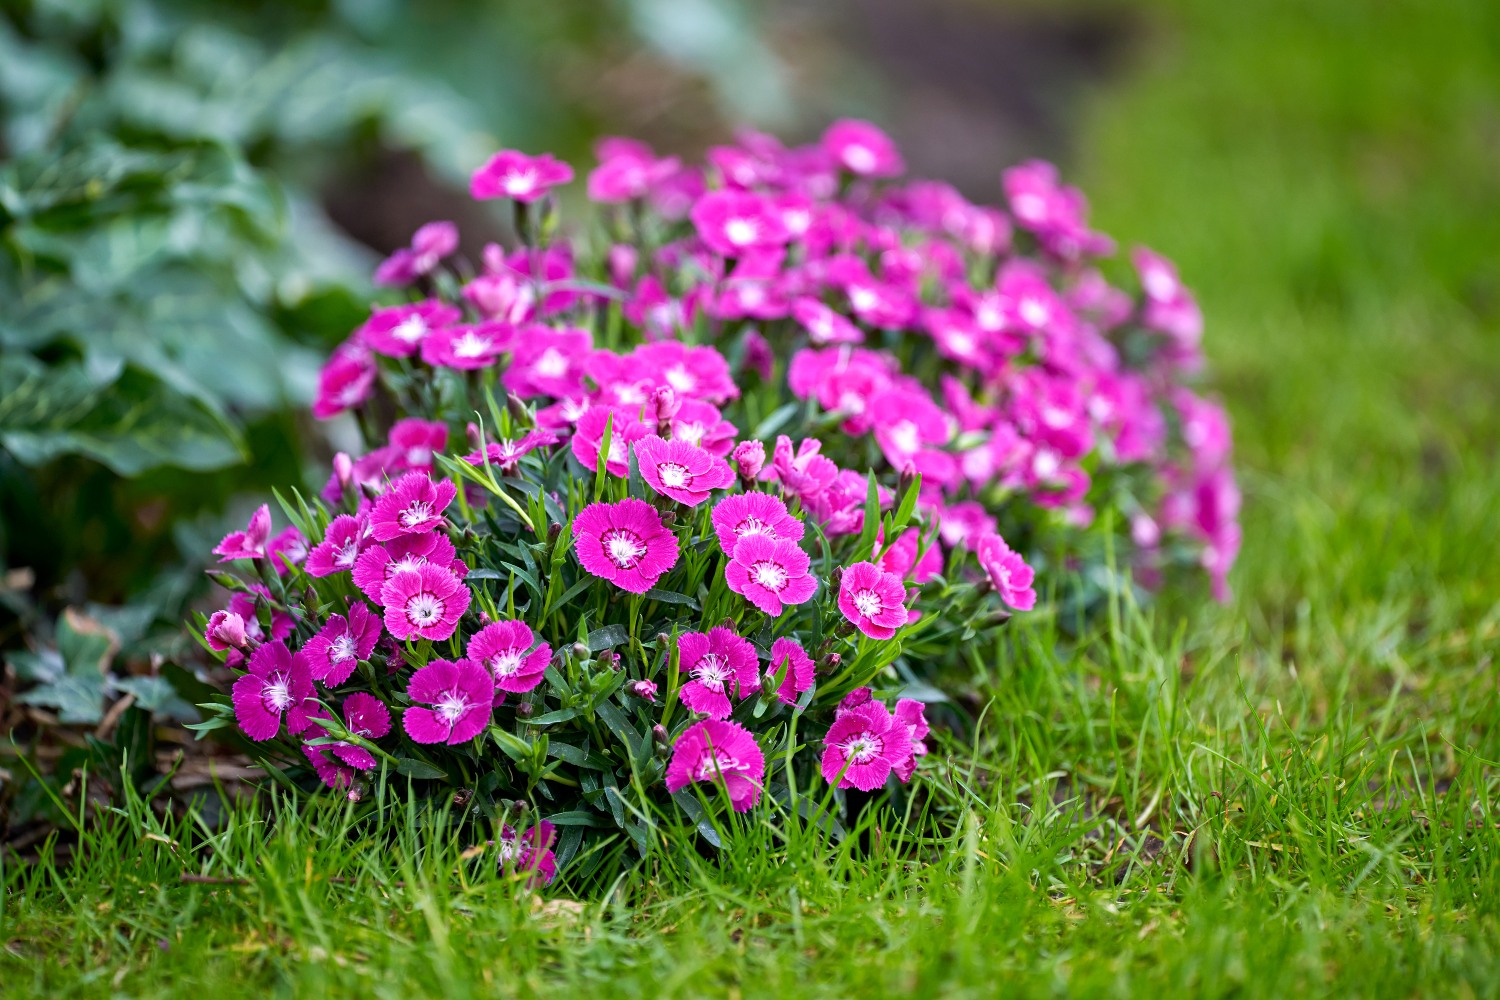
top-left (571, 641), bottom-right (590, 659)
top-left (651, 385), bottom-right (681, 424)
top-left (512, 799), bottom-right (530, 814)
top-left (515, 701), bottom-right (534, 719)
top-left (205, 611), bottom-right (248, 651)
top-left (596, 650), bottom-right (617, 670)
top-left (346, 786), bottom-right (363, 803)
top-left (507, 392), bottom-right (532, 426)
top-left (759, 670), bottom-right (779, 699)
top-left (452, 788), bottom-right (474, 807)
top-left (466, 422), bottom-right (484, 449)
top-left (817, 652), bottom-right (842, 676)
top-left (732, 440), bottom-right (766, 481)
top-left (651, 724), bottom-right (672, 756)
top-left (547, 520), bottom-right (563, 543)
top-left (332, 451), bottom-right (354, 487)
top-left (828, 566), bottom-right (843, 592)
top-left (656, 632), bottom-right (671, 649)
top-left (629, 679), bottom-right (659, 701)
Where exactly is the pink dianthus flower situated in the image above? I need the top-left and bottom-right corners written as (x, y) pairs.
top-left (665, 719), bottom-right (765, 812)
top-left (822, 119), bottom-right (904, 178)
top-left (360, 301), bottom-right (462, 358)
top-left (690, 190), bottom-right (789, 257)
top-left (820, 699), bottom-right (913, 791)
top-left (467, 619), bottom-right (551, 695)
top-left (232, 640), bottom-right (314, 741)
top-left (496, 822), bottom-right (559, 886)
top-left (837, 561), bottom-right (909, 640)
top-left (303, 602), bottom-right (382, 686)
top-left (711, 491), bottom-right (804, 555)
top-left (403, 658), bottom-right (493, 745)
top-left (571, 498), bottom-right (679, 594)
top-left (368, 472), bottom-right (457, 542)
top-left (767, 637), bottom-right (814, 705)
top-left (725, 534), bottom-right (817, 617)
top-left (471, 150), bottom-right (574, 202)
top-left (677, 626), bottom-right (759, 719)
top-left (214, 504), bottom-right (272, 562)
top-left (352, 533), bottom-right (465, 604)
top-left (634, 435), bottom-right (735, 507)
top-left (975, 533), bottom-right (1037, 611)
top-left (420, 321), bottom-right (513, 370)
top-left (304, 514), bottom-right (365, 578)
top-left (380, 564), bottom-right (470, 641)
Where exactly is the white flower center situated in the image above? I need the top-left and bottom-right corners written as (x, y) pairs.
top-left (840, 731), bottom-right (883, 764)
top-left (400, 500), bottom-right (434, 529)
top-left (694, 749), bottom-right (749, 781)
top-left (406, 446), bottom-right (432, 468)
top-left (783, 209), bottom-right (811, 235)
top-left (333, 538), bottom-right (358, 568)
top-left (658, 463), bottom-right (690, 489)
top-left (1012, 192), bottom-right (1047, 223)
top-left (752, 561), bottom-right (788, 590)
top-left (976, 299), bottom-right (1003, 331)
top-left (496, 838), bottom-right (521, 863)
top-left (693, 654), bottom-right (729, 692)
top-left (724, 218), bottom-right (759, 246)
top-left (853, 590), bottom-right (882, 618)
top-left (603, 529), bottom-right (645, 569)
top-left (489, 649), bottom-right (524, 678)
top-left (436, 690), bottom-right (470, 724)
top-left (392, 316), bottom-right (428, 344)
top-left (329, 633), bottom-right (357, 663)
top-left (1143, 267), bottom-right (1177, 300)
top-left (406, 593), bottom-right (444, 626)
top-left (843, 145), bottom-right (877, 173)
top-left (736, 516), bottom-right (769, 538)
top-left (503, 170), bottom-right (538, 197)
top-left (888, 420), bottom-right (920, 455)
top-left (264, 676), bottom-right (292, 711)
top-left (849, 286), bottom-right (879, 312)
top-left (675, 422), bottom-right (705, 445)
top-left (453, 331), bottom-right (493, 358)
top-left (533, 348), bottom-right (569, 379)
top-left (664, 364), bottom-right (696, 393)
top-left (1019, 297), bottom-right (1049, 327)
top-left (1033, 449), bottom-right (1061, 480)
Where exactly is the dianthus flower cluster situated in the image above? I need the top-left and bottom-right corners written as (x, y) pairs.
top-left (194, 122), bottom-right (1235, 886)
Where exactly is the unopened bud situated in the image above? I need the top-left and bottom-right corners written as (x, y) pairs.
top-left (828, 566), bottom-right (843, 592)
top-left (732, 440), bottom-right (766, 481)
top-left (547, 521), bottom-right (562, 543)
top-left (346, 786), bottom-right (362, 803)
top-left (817, 652), bottom-right (842, 676)
top-left (571, 641), bottom-right (590, 659)
top-left (652, 385), bottom-right (681, 423)
top-left (512, 799), bottom-right (530, 814)
top-left (206, 570), bottom-right (243, 590)
top-left (466, 422), bottom-right (484, 449)
top-left (651, 725), bottom-right (672, 755)
top-left (759, 671), bottom-right (779, 698)
top-left (452, 788), bottom-right (473, 807)
top-left (515, 701), bottom-right (534, 719)
top-left (720, 617), bottom-right (735, 632)
top-left (205, 611), bottom-right (248, 651)
top-left (596, 650), bottom-right (617, 670)
top-left (507, 392), bottom-right (532, 425)
top-left (333, 451), bottom-right (354, 486)
top-left (656, 632), bottom-right (671, 649)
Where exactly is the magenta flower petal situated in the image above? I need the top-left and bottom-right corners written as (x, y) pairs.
top-left (467, 619), bottom-right (551, 694)
top-left (634, 435), bottom-right (735, 507)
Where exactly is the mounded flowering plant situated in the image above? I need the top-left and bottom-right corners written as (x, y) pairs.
top-left (189, 121), bottom-right (1237, 887)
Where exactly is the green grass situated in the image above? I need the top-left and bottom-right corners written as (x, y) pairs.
top-left (6, 0), bottom-right (1500, 995)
